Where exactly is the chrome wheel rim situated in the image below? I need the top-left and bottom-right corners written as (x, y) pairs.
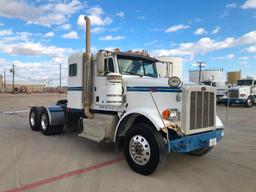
top-left (30, 112), bottom-right (35, 126)
top-left (41, 113), bottom-right (48, 130)
top-left (248, 99), bottom-right (252, 105)
top-left (129, 135), bottom-right (151, 165)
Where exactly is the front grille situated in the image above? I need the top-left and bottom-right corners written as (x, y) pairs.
top-left (228, 90), bottom-right (239, 98)
top-left (190, 91), bottom-right (215, 130)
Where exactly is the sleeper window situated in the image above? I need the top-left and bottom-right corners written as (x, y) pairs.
top-left (69, 63), bottom-right (77, 77)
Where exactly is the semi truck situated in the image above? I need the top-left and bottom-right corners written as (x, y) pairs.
top-left (29, 16), bottom-right (224, 175)
top-left (201, 80), bottom-right (227, 103)
top-left (222, 78), bottom-right (256, 107)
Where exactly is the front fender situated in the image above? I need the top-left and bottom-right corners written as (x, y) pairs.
top-left (113, 108), bottom-right (167, 142)
top-left (216, 115), bottom-right (224, 129)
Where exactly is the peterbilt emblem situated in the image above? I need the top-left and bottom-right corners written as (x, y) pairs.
top-left (201, 87), bottom-right (206, 91)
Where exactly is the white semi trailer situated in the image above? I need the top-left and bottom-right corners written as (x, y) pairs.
top-left (29, 16), bottom-right (224, 175)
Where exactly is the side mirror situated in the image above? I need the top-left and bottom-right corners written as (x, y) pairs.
top-left (96, 53), bottom-right (105, 73)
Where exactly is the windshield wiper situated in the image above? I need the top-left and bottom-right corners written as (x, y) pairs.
top-left (122, 71), bottom-right (143, 77)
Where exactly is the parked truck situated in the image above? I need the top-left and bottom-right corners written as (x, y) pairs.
top-left (29, 16), bottom-right (224, 175)
top-left (201, 80), bottom-right (227, 103)
top-left (222, 78), bottom-right (256, 107)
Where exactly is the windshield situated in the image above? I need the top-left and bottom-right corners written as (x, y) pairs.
top-left (117, 55), bottom-right (157, 77)
top-left (202, 81), bottom-right (216, 87)
top-left (237, 80), bottom-right (253, 86)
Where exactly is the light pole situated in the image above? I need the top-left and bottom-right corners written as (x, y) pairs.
top-left (59, 64), bottom-right (62, 93)
top-left (10, 65), bottom-right (15, 93)
top-left (197, 61), bottom-right (205, 83)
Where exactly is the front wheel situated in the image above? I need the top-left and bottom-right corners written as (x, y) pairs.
top-left (245, 97), bottom-right (253, 108)
top-left (123, 124), bottom-right (166, 175)
top-left (188, 147), bottom-right (213, 156)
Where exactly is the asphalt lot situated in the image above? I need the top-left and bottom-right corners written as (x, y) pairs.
top-left (0, 93), bottom-right (256, 192)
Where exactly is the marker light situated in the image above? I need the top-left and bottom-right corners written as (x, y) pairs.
top-left (162, 109), bottom-right (170, 120)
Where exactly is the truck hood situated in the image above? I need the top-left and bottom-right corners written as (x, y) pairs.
top-left (124, 76), bottom-right (169, 87)
top-left (230, 86), bottom-right (250, 92)
top-left (123, 76), bottom-right (194, 88)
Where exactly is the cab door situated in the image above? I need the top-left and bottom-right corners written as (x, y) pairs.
top-left (93, 57), bottom-right (115, 107)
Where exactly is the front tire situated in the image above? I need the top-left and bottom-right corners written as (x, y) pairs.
top-left (123, 124), bottom-right (166, 175)
top-left (188, 147), bottom-right (213, 156)
top-left (245, 97), bottom-right (253, 108)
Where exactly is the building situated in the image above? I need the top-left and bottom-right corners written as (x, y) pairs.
top-left (155, 57), bottom-right (183, 80)
top-left (227, 71), bottom-right (241, 85)
top-left (189, 68), bottom-right (225, 84)
top-left (0, 76), bottom-right (45, 93)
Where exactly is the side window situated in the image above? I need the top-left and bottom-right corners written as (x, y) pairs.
top-left (103, 58), bottom-right (115, 75)
top-left (69, 63), bottom-right (77, 77)
top-left (254, 81), bottom-right (256, 85)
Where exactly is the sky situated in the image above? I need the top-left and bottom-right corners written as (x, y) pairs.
top-left (0, 0), bottom-right (256, 86)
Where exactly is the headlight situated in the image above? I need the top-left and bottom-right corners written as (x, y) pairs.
top-left (162, 108), bottom-right (180, 121)
top-left (168, 76), bottom-right (182, 87)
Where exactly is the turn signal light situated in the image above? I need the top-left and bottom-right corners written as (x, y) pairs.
top-left (162, 109), bottom-right (170, 120)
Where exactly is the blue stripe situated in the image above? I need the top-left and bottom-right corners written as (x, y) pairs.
top-left (68, 87), bottom-right (83, 91)
top-left (127, 86), bottom-right (181, 93)
top-left (49, 109), bottom-right (63, 113)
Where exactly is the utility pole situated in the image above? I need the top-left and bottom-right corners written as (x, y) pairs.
top-left (59, 63), bottom-right (62, 93)
top-left (3, 67), bottom-right (6, 92)
top-left (10, 65), bottom-right (15, 93)
top-left (197, 61), bottom-right (205, 83)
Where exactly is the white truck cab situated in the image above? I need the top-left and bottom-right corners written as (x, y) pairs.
top-left (202, 80), bottom-right (227, 103)
top-left (29, 16), bottom-right (224, 175)
top-left (223, 78), bottom-right (256, 107)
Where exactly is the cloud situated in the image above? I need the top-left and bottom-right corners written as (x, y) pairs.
top-left (44, 31), bottom-right (54, 38)
top-left (137, 16), bottom-right (146, 20)
top-left (144, 40), bottom-right (158, 47)
top-left (116, 11), bottom-right (124, 18)
top-left (0, 29), bottom-right (12, 36)
top-left (99, 35), bottom-right (125, 41)
top-left (0, 22), bottom-right (4, 26)
top-left (239, 56), bottom-right (249, 60)
top-left (226, 3), bottom-right (237, 9)
top-left (62, 31), bottom-right (79, 39)
top-left (77, 6), bottom-right (112, 27)
top-left (152, 30), bottom-right (256, 59)
top-left (61, 23), bottom-right (71, 30)
top-left (212, 26), bottom-right (221, 34)
top-left (0, 42), bottom-right (72, 57)
top-left (246, 45), bottom-right (256, 53)
top-left (0, 0), bottom-right (84, 27)
top-left (241, 0), bottom-right (256, 9)
top-left (91, 27), bottom-right (105, 33)
top-left (238, 56), bottom-right (250, 65)
top-left (227, 54), bottom-right (235, 59)
top-left (165, 24), bottom-right (190, 33)
top-left (194, 28), bottom-right (207, 35)
top-left (212, 54), bottom-right (235, 60)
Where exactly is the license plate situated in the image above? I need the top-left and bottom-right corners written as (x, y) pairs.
top-left (209, 138), bottom-right (217, 146)
top-left (235, 100), bottom-right (239, 103)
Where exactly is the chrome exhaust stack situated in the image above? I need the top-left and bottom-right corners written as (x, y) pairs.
top-left (83, 16), bottom-right (93, 118)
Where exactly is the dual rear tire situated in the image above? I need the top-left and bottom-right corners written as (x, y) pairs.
top-left (29, 107), bottom-right (63, 135)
